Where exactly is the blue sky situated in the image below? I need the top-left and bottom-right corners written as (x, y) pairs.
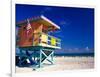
top-left (16, 4), bottom-right (94, 53)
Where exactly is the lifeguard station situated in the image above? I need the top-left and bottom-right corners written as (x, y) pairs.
top-left (16, 15), bottom-right (61, 68)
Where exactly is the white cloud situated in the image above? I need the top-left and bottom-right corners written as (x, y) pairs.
top-left (74, 48), bottom-right (79, 51)
top-left (60, 21), bottom-right (67, 25)
top-left (85, 46), bottom-right (89, 51)
top-left (40, 7), bottom-right (52, 14)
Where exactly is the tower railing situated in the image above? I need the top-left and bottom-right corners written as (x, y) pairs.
top-left (39, 32), bottom-right (61, 49)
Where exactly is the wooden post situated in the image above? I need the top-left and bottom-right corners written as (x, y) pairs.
top-left (33, 51), bottom-right (36, 61)
top-left (18, 49), bottom-right (23, 66)
top-left (39, 49), bottom-right (42, 68)
top-left (51, 51), bottom-right (54, 64)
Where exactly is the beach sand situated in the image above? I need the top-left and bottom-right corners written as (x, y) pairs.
top-left (16, 56), bottom-right (94, 73)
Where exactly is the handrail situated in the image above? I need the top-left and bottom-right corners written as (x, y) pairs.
top-left (40, 32), bottom-right (61, 47)
top-left (41, 32), bottom-right (61, 41)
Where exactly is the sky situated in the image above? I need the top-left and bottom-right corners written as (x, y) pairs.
top-left (16, 4), bottom-right (94, 53)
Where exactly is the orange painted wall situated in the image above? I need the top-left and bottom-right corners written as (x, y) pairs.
top-left (17, 22), bottom-right (43, 47)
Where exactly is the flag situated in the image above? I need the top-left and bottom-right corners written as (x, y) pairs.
top-left (26, 19), bottom-right (32, 36)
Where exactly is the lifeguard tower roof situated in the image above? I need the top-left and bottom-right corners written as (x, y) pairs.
top-left (17, 15), bottom-right (60, 30)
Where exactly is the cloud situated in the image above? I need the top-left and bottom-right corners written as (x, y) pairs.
top-left (59, 19), bottom-right (71, 28)
top-left (68, 48), bottom-right (73, 51)
top-left (55, 47), bottom-right (94, 54)
top-left (74, 48), bottom-right (79, 51)
top-left (40, 7), bottom-right (52, 14)
top-left (60, 21), bottom-right (67, 25)
top-left (85, 46), bottom-right (89, 51)
top-left (44, 7), bottom-right (52, 11)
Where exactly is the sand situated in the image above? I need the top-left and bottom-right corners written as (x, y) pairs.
top-left (16, 56), bottom-right (94, 73)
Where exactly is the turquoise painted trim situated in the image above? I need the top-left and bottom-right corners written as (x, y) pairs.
top-left (51, 51), bottom-right (54, 64)
top-left (16, 46), bottom-right (55, 68)
top-left (39, 49), bottom-right (42, 68)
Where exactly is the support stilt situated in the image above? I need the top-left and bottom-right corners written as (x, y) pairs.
top-left (16, 47), bottom-right (55, 68)
top-left (39, 49), bottom-right (42, 67)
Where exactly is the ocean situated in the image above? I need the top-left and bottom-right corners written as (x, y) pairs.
top-left (54, 53), bottom-right (94, 57)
